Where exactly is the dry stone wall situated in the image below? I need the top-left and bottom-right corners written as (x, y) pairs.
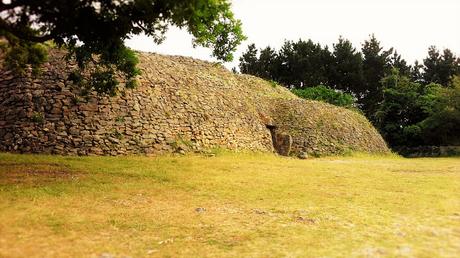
top-left (0, 51), bottom-right (274, 155)
top-left (0, 50), bottom-right (389, 156)
top-left (268, 99), bottom-right (389, 156)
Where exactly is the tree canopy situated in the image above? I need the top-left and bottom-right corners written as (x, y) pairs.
top-left (376, 70), bottom-right (460, 147)
top-left (423, 46), bottom-right (460, 86)
top-left (0, 0), bottom-right (245, 95)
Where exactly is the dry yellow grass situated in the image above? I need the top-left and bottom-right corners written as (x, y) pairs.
top-left (0, 152), bottom-right (459, 257)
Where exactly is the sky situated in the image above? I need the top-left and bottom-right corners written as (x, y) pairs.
top-left (125, 0), bottom-right (460, 70)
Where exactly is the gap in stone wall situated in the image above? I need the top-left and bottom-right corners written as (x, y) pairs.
top-left (265, 124), bottom-right (292, 156)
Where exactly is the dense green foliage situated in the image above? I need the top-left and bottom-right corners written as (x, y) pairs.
top-left (240, 39), bottom-right (332, 88)
top-left (360, 35), bottom-right (393, 116)
top-left (329, 37), bottom-right (364, 98)
top-left (239, 35), bottom-right (460, 149)
top-left (422, 47), bottom-right (459, 86)
top-left (374, 71), bottom-right (460, 147)
top-left (292, 85), bottom-right (355, 109)
top-left (375, 69), bottom-right (441, 146)
top-left (0, 36), bottom-right (48, 75)
top-left (0, 0), bottom-right (245, 95)
top-left (419, 76), bottom-right (460, 145)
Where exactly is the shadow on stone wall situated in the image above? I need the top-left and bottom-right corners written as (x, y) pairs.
top-left (266, 124), bottom-right (292, 156)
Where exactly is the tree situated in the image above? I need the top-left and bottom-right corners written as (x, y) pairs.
top-left (361, 34), bottom-right (393, 117)
top-left (239, 43), bottom-right (259, 75)
top-left (329, 36), bottom-right (364, 96)
top-left (257, 46), bottom-right (278, 80)
top-left (0, 0), bottom-right (245, 95)
top-left (239, 40), bottom-right (333, 88)
top-left (276, 39), bottom-right (332, 88)
top-left (374, 68), bottom-right (443, 147)
top-left (389, 50), bottom-right (410, 77)
top-left (410, 60), bottom-right (424, 83)
top-left (238, 44), bottom-right (278, 81)
top-left (423, 46), bottom-right (460, 86)
top-left (419, 75), bottom-right (460, 145)
top-left (423, 46), bottom-right (442, 84)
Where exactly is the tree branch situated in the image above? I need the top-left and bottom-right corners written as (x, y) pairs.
top-left (135, 21), bottom-right (148, 32)
top-left (0, 19), bottom-right (54, 43)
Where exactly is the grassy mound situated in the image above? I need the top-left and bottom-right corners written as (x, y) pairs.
top-left (267, 99), bottom-right (388, 155)
top-left (137, 52), bottom-right (389, 155)
top-left (0, 50), bottom-right (389, 156)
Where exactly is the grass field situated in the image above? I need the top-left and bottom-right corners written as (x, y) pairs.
top-left (0, 152), bottom-right (459, 257)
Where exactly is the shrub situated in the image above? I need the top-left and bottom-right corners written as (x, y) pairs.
top-left (291, 85), bottom-right (356, 109)
top-left (3, 34), bottom-right (48, 76)
top-left (31, 112), bottom-right (45, 124)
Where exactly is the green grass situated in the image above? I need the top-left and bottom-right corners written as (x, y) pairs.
top-left (0, 152), bottom-right (459, 257)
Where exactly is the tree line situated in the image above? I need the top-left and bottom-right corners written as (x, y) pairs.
top-left (238, 35), bottom-right (460, 149)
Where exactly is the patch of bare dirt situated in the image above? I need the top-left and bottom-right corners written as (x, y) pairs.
top-left (0, 162), bottom-right (83, 186)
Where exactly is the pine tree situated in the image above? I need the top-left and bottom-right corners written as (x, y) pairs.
top-left (423, 46), bottom-right (443, 84)
top-left (329, 36), bottom-right (365, 96)
top-left (239, 44), bottom-right (259, 75)
top-left (422, 46), bottom-right (460, 86)
top-left (410, 60), bottom-right (424, 82)
top-left (258, 46), bottom-right (278, 80)
top-left (390, 51), bottom-right (410, 77)
top-left (361, 34), bottom-right (393, 117)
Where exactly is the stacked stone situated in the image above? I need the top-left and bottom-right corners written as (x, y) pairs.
top-left (0, 49), bottom-right (389, 157)
top-left (266, 98), bottom-right (389, 156)
top-left (0, 50), bottom-right (273, 155)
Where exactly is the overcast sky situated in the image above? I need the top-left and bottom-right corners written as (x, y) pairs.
top-left (125, 0), bottom-right (460, 70)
